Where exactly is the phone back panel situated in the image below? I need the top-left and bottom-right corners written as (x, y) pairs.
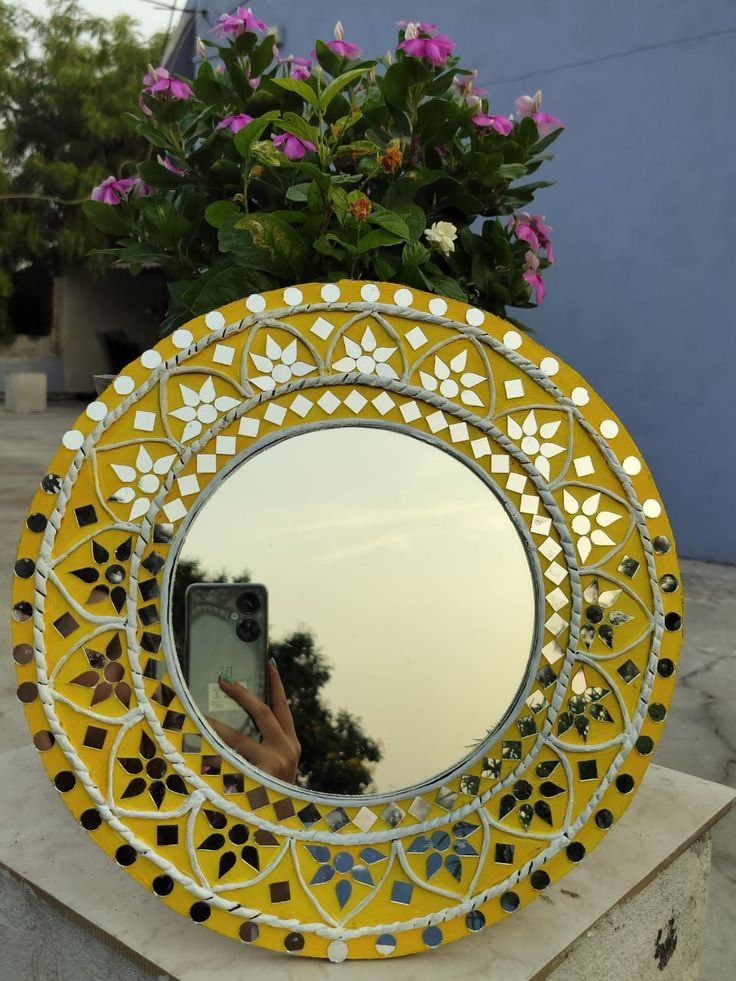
top-left (184, 582), bottom-right (268, 738)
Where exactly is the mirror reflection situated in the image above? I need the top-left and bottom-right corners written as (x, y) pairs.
top-left (171, 427), bottom-right (536, 796)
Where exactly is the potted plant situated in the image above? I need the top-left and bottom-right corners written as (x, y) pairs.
top-left (84, 12), bottom-right (563, 335)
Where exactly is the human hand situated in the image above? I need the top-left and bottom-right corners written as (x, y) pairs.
top-left (205, 661), bottom-right (300, 783)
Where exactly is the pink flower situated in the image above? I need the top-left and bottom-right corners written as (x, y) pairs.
top-left (271, 132), bottom-right (316, 161)
top-left (285, 55), bottom-right (312, 81)
top-left (515, 90), bottom-right (564, 136)
top-left (509, 212), bottom-right (554, 261)
top-left (216, 113), bottom-right (254, 134)
top-left (453, 69), bottom-right (487, 107)
top-left (142, 67), bottom-right (192, 101)
top-left (157, 154), bottom-right (186, 176)
top-left (523, 251), bottom-right (545, 304)
top-left (211, 6), bottom-right (267, 39)
top-left (91, 176), bottom-right (151, 206)
top-left (473, 112), bottom-right (513, 136)
top-left (398, 33), bottom-right (455, 67)
top-left (327, 20), bottom-right (362, 59)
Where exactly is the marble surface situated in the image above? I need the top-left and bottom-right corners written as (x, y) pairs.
top-left (0, 745), bottom-right (732, 980)
top-left (2, 404), bottom-right (735, 977)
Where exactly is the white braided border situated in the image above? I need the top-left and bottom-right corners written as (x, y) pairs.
top-left (28, 297), bottom-right (664, 943)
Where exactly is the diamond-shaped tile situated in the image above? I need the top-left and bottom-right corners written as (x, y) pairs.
top-left (311, 316), bottom-right (335, 340)
top-left (449, 422), bottom-right (469, 443)
top-left (506, 472), bottom-right (527, 494)
top-left (547, 587), bottom-right (568, 611)
top-left (163, 498), bottom-right (187, 522)
top-left (344, 390), bottom-right (368, 413)
top-left (408, 797), bottom-right (431, 821)
top-left (372, 392), bottom-right (395, 416)
top-left (238, 416), bottom-right (260, 437)
top-left (318, 391), bottom-right (341, 414)
top-left (545, 561), bottom-right (568, 585)
top-left (212, 344), bottom-right (235, 366)
top-left (353, 806), bottom-right (378, 832)
top-left (177, 474), bottom-right (200, 496)
top-left (504, 378), bottom-right (525, 399)
top-left (490, 454), bottom-right (510, 473)
top-left (400, 401), bottom-right (421, 423)
top-left (471, 436), bottom-right (491, 459)
top-left (426, 410), bottom-right (448, 433)
top-left (264, 403), bottom-right (287, 425)
top-left (134, 410), bottom-right (156, 432)
top-left (573, 455), bottom-right (595, 477)
top-left (196, 454), bottom-right (217, 473)
top-left (539, 537), bottom-right (563, 561)
top-left (290, 394), bottom-right (313, 418)
top-left (406, 326), bottom-right (428, 349)
top-left (520, 494), bottom-right (539, 514)
top-left (215, 435), bottom-right (236, 455)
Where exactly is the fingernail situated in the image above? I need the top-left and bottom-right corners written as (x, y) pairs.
top-left (269, 658), bottom-right (278, 669)
top-left (220, 672), bottom-right (233, 683)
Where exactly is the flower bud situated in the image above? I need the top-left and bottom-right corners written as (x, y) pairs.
top-left (334, 20), bottom-right (344, 41)
top-left (196, 36), bottom-right (207, 59)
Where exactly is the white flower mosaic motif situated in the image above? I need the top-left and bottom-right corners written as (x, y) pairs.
top-left (563, 491), bottom-right (622, 563)
top-left (109, 446), bottom-right (177, 520)
top-left (507, 410), bottom-right (565, 480)
top-left (420, 350), bottom-right (485, 407)
top-left (332, 325), bottom-right (398, 379)
top-left (250, 335), bottom-right (315, 391)
top-left (168, 378), bottom-right (240, 442)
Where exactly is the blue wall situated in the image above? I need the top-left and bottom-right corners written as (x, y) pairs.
top-left (192, 2), bottom-right (736, 562)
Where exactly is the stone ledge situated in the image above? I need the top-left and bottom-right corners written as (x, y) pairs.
top-left (0, 747), bottom-right (733, 980)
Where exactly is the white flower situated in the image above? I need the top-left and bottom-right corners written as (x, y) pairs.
top-left (168, 377), bottom-right (240, 442)
top-left (563, 491), bottom-right (622, 564)
top-left (250, 334), bottom-right (316, 391)
top-left (109, 446), bottom-right (177, 521)
top-left (419, 350), bottom-right (485, 407)
top-left (507, 410), bottom-right (566, 480)
top-left (332, 325), bottom-right (398, 379)
top-left (424, 220), bottom-right (457, 256)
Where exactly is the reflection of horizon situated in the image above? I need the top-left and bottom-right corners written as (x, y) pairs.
top-left (178, 427), bottom-right (536, 794)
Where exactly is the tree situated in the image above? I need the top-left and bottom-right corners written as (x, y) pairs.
top-left (0, 1), bottom-right (162, 338)
top-left (171, 559), bottom-right (382, 795)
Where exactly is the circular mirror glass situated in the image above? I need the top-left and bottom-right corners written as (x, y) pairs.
top-left (170, 426), bottom-right (537, 796)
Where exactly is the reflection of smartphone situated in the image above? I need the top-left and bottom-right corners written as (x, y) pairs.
top-left (184, 583), bottom-right (269, 739)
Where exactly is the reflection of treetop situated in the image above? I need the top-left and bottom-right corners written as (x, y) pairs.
top-left (172, 559), bottom-right (382, 794)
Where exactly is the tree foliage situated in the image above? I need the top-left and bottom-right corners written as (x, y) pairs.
top-left (0, 0), bottom-right (161, 337)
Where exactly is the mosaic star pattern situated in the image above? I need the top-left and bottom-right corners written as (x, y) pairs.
top-left (12, 281), bottom-right (683, 961)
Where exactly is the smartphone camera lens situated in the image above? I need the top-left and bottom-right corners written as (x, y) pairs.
top-left (236, 590), bottom-right (261, 615)
top-left (236, 618), bottom-right (261, 642)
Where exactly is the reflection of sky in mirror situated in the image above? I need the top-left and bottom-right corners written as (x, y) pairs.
top-left (178, 427), bottom-right (536, 793)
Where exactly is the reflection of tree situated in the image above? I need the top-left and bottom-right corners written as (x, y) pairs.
top-left (171, 560), bottom-right (382, 795)
top-left (271, 631), bottom-right (382, 796)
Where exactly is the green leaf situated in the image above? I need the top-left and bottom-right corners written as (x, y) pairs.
top-left (285, 182), bottom-right (310, 202)
top-left (368, 206), bottom-right (411, 241)
top-left (395, 204), bottom-right (426, 240)
top-left (320, 67), bottom-right (371, 112)
top-left (134, 120), bottom-right (170, 150)
top-left (204, 200), bottom-right (241, 228)
top-left (356, 229), bottom-right (405, 254)
top-left (328, 184), bottom-right (350, 224)
top-left (314, 39), bottom-right (342, 76)
top-left (530, 127), bottom-right (563, 154)
top-left (233, 110), bottom-right (280, 159)
top-left (382, 62), bottom-right (408, 110)
top-left (219, 213), bottom-right (307, 277)
top-left (497, 163), bottom-right (528, 180)
top-left (275, 112), bottom-right (320, 146)
top-left (136, 159), bottom-right (183, 189)
top-left (250, 32), bottom-right (277, 76)
top-left (402, 240), bottom-right (430, 266)
top-left (271, 76), bottom-right (320, 111)
top-left (82, 200), bottom-right (132, 236)
top-left (306, 180), bottom-right (323, 212)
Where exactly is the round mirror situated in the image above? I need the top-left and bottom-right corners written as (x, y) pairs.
top-left (170, 426), bottom-right (537, 796)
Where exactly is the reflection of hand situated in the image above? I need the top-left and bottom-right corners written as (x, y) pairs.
top-left (206, 661), bottom-right (300, 783)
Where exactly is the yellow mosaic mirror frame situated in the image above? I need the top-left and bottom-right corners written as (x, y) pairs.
top-left (12, 280), bottom-right (683, 961)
